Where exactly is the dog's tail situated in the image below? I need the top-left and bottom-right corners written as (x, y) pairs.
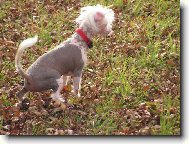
top-left (15, 35), bottom-right (38, 80)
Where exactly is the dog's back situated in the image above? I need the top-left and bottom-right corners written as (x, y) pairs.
top-left (27, 44), bottom-right (84, 78)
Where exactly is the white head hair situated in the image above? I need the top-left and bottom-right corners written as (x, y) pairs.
top-left (76, 4), bottom-right (115, 34)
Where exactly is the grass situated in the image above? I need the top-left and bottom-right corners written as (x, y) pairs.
top-left (0, 0), bottom-right (180, 135)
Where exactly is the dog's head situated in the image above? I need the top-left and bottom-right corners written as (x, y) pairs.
top-left (76, 4), bottom-right (115, 35)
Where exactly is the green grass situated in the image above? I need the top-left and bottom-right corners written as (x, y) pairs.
top-left (0, 0), bottom-right (180, 135)
top-left (160, 95), bottom-right (180, 135)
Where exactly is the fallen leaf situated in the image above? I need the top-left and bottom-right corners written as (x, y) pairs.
top-left (63, 84), bottom-right (72, 92)
top-left (167, 59), bottom-right (175, 65)
top-left (143, 84), bottom-right (150, 91)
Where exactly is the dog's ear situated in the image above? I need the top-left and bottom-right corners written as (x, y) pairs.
top-left (94, 12), bottom-right (104, 22)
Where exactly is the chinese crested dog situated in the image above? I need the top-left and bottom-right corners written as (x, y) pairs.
top-left (15, 4), bottom-right (114, 103)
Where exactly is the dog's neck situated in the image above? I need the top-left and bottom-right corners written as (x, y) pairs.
top-left (76, 27), bottom-right (93, 48)
top-left (71, 25), bottom-right (93, 48)
top-left (61, 24), bottom-right (94, 49)
top-left (78, 25), bottom-right (94, 40)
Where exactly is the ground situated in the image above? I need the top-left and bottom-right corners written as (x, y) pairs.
top-left (0, 0), bottom-right (180, 135)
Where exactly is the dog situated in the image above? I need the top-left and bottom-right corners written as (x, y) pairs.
top-left (15, 4), bottom-right (114, 103)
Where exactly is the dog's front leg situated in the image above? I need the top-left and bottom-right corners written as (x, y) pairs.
top-left (62, 75), bottom-right (69, 87)
top-left (73, 76), bottom-right (81, 97)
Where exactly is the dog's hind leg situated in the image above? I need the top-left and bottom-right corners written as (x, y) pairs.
top-left (16, 87), bottom-right (30, 111)
top-left (16, 87), bottom-right (28, 101)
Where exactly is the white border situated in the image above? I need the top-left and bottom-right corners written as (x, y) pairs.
top-left (0, 1), bottom-right (188, 144)
top-left (181, 0), bottom-right (189, 143)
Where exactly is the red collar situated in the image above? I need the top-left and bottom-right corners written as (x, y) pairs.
top-left (75, 28), bottom-right (93, 48)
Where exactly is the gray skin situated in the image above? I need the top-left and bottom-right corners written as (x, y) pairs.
top-left (17, 44), bottom-right (84, 99)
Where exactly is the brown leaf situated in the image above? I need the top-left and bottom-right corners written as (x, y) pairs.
top-left (90, 85), bottom-right (97, 92)
top-left (63, 84), bottom-right (72, 92)
top-left (143, 84), bottom-right (150, 91)
top-left (170, 107), bottom-right (176, 114)
top-left (135, 43), bottom-right (141, 49)
top-left (5, 40), bottom-right (15, 45)
top-left (167, 59), bottom-right (175, 66)
top-left (122, 127), bottom-right (130, 134)
top-left (13, 110), bottom-right (20, 118)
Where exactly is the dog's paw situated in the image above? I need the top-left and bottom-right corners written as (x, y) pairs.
top-left (57, 97), bottom-right (67, 103)
top-left (73, 90), bottom-right (81, 97)
top-left (76, 93), bottom-right (81, 97)
top-left (51, 95), bottom-right (67, 103)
